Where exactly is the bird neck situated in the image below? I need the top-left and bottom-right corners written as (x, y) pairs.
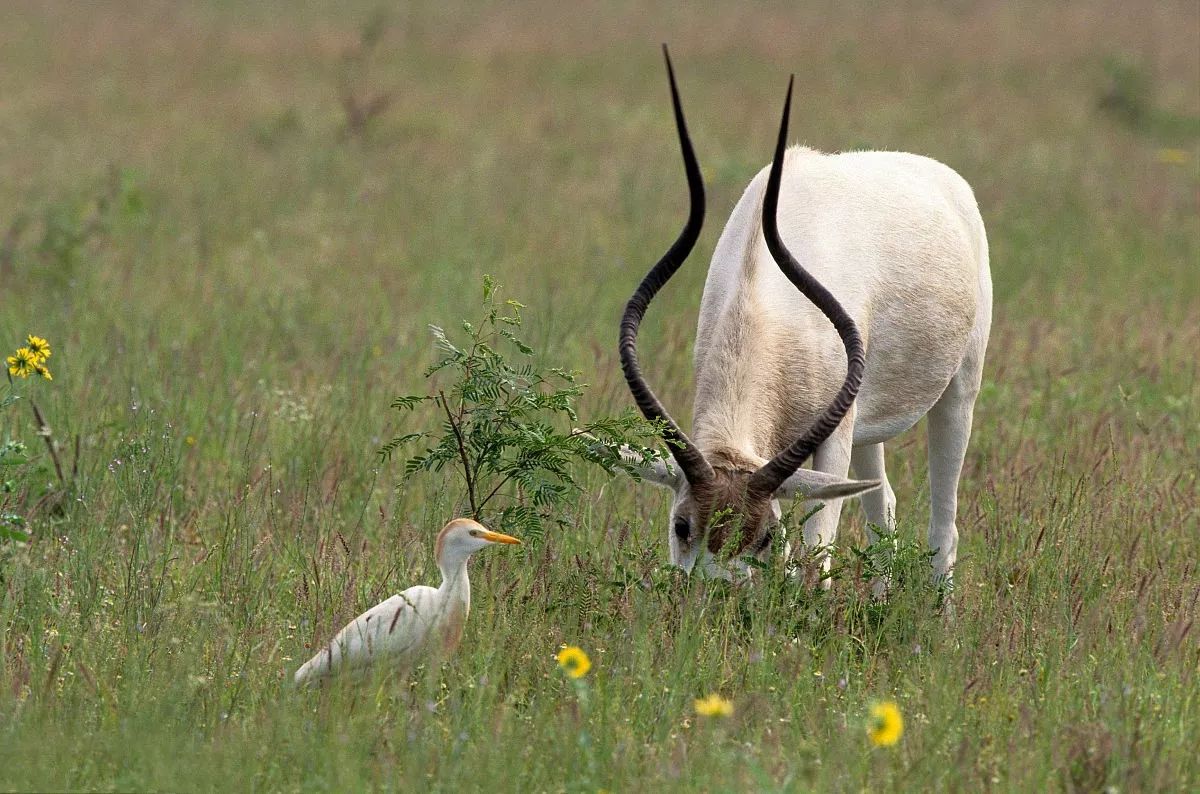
top-left (437, 557), bottom-right (471, 601)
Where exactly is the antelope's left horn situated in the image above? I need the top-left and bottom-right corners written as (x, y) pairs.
top-left (618, 45), bottom-right (714, 487)
top-left (748, 76), bottom-right (866, 498)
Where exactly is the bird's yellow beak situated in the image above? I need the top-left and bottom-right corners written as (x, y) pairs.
top-left (480, 530), bottom-right (522, 545)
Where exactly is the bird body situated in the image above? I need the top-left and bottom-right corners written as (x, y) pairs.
top-left (293, 518), bottom-right (519, 686)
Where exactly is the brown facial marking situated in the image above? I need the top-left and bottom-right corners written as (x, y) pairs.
top-left (690, 467), bottom-right (773, 558)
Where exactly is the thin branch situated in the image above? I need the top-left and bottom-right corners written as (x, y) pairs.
top-left (466, 387), bottom-right (519, 493)
top-left (477, 427), bottom-right (583, 512)
top-left (450, 383), bottom-right (485, 515)
top-left (478, 471), bottom-right (516, 513)
top-left (30, 400), bottom-right (66, 486)
top-left (438, 390), bottom-right (477, 517)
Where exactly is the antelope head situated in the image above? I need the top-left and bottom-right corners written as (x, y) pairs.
top-left (619, 49), bottom-right (880, 577)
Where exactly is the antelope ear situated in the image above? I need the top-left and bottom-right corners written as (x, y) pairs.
top-left (775, 469), bottom-right (880, 500)
top-left (573, 429), bottom-right (682, 489)
top-left (618, 445), bottom-right (682, 489)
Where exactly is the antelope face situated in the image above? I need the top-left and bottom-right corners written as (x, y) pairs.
top-left (639, 458), bottom-right (876, 579)
top-left (666, 468), bottom-right (770, 578)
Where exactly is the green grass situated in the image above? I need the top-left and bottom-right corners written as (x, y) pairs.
top-left (2, 1), bottom-right (1198, 790)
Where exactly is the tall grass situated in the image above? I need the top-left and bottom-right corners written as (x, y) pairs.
top-left (1, 1), bottom-right (1197, 790)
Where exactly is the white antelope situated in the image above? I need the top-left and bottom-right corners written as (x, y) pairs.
top-left (620, 50), bottom-right (991, 586)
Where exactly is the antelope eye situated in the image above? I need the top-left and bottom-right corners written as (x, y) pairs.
top-left (673, 517), bottom-right (690, 540)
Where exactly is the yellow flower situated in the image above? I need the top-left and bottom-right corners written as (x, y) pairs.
top-left (25, 335), bottom-right (51, 363)
top-left (556, 645), bottom-right (591, 679)
top-left (1156, 148), bottom-right (1190, 165)
top-left (694, 693), bottom-right (734, 718)
top-left (35, 363), bottom-right (52, 381)
top-left (185, 436), bottom-right (197, 446)
top-left (867, 700), bottom-right (904, 747)
top-left (6, 348), bottom-right (37, 378)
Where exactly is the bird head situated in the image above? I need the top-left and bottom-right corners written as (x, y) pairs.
top-left (435, 518), bottom-right (521, 566)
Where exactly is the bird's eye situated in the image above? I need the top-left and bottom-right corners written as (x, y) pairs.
top-left (469, 530), bottom-right (479, 537)
top-left (673, 517), bottom-right (690, 540)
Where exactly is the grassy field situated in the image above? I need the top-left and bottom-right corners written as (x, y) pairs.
top-left (2, 1), bottom-right (1198, 790)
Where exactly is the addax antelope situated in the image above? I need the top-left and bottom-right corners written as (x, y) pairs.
top-left (619, 49), bottom-right (991, 587)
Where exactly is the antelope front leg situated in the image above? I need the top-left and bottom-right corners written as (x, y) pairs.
top-left (799, 426), bottom-right (854, 589)
top-left (852, 442), bottom-right (898, 598)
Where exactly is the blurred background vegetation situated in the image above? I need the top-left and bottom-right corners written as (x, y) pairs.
top-left (0, 1), bottom-right (1196, 790)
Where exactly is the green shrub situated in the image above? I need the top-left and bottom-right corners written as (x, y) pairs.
top-left (381, 276), bottom-right (660, 540)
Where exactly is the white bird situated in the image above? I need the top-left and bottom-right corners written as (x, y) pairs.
top-left (293, 518), bottom-right (520, 687)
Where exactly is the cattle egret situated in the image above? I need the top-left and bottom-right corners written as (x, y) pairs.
top-left (293, 518), bottom-right (520, 686)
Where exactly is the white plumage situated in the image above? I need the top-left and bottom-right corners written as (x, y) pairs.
top-left (293, 518), bottom-right (520, 687)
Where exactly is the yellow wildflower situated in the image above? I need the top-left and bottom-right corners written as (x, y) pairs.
top-left (25, 335), bottom-right (51, 363)
top-left (867, 700), bottom-right (904, 747)
top-left (6, 348), bottom-right (37, 378)
top-left (556, 645), bottom-right (591, 679)
top-left (694, 693), bottom-right (734, 718)
top-left (1156, 148), bottom-right (1190, 165)
top-left (35, 363), bottom-right (52, 381)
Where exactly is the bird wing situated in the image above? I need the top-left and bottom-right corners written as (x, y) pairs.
top-left (294, 585), bottom-right (440, 686)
